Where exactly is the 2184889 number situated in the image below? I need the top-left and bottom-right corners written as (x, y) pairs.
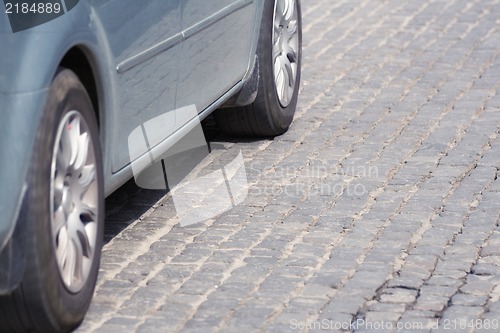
top-left (5, 2), bottom-right (61, 14)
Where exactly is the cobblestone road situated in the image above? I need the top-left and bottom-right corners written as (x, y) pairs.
top-left (77, 0), bottom-right (500, 332)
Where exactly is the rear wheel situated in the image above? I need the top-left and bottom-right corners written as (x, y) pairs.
top-left (0, 69), bottom-right (104, 333)
top-left (215, 0), bottom-right (302, 136)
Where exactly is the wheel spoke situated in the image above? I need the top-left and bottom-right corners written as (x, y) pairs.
top-left (64, 240), bottom-right (77, 288)
top-left (275, 0), bottom-right (286, 24)
top-left (52, 206), bottom-right (66, 236)
top-left (72, 237), bottom-right (84, 284)
top-left (73, 132), bottom-right (90, 173)
top-left (78, 165), bottom-right (96, 197)
top-left (52, 173), bottom-right (65, 209)
top-left (287, 19), bottom-right (298, 36)
top-left (273, 43), bottom-right (281, 62)
top-left (275, 58), bottom-right (285, 96)
top-left (68, 116), bottom-right (81, 166)
top-left (56, 226), bottom-right (69, 270)
top-left (284, 0), bottom-right (295, 25)
top-left (67, 212), bottom-right (93, 259)
top-left (281, 57), bottom-right (292, 103)
top-left (57, 125), bottom-right (72, 172)
top-left (276, 0), bottom-right (294, 25)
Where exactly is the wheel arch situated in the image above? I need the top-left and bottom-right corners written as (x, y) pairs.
top-left (59, 46), bottom-right (102, 129)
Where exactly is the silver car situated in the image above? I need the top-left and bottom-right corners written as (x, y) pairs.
top-left (0, 0), bottom-right (301, 332)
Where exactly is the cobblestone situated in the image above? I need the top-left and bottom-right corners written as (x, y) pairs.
top-left (76, 0), bottom-right (500, 332)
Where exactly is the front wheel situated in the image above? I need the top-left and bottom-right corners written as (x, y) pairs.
top-left (215, 0), bottom-right (302, 136)
top-left (0, 69), bottom-right (104, 333)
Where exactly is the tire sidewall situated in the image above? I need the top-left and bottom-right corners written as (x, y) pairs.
top-left (23, 69), bottom-right (103, 332)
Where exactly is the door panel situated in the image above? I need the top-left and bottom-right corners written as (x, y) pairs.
top-left (91, 0), bottom-right (182, 172)
top-left (176, 0), bottom-right (256, 113)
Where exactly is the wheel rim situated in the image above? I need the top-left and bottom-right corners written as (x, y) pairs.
top-left (273, 0), bottom-right (299, 107)
top-left (50, 111), bottom-right (98, 293)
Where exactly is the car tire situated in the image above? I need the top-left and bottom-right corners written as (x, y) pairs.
top-left (0, 69), bottom-right (104, 333)
top-left (215, 0), bottom-right (302, 136)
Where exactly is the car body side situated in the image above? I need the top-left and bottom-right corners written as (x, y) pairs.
top-left (0, 0), bottom-right (264, 292)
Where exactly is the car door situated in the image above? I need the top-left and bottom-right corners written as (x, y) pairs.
top-left (176, 0), bottom-right (257, 114)
top-left (90, 0), bottom-right (182, 172)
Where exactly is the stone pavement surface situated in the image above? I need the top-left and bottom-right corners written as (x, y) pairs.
top-left (77, 0), bottom-right (500, 332)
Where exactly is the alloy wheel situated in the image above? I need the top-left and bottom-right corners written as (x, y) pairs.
top-left (50, 110), bottom-right (99, 293)
top-left (272, 0), bottom-right (300, 107)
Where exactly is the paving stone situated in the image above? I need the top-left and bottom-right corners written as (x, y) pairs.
top-left (414, 294), bottom-right (450, 312)
top-left (380, 288), bottom-right (418, 304)
top-left (451, 293), bottom-right (488, 307)
top-left (76, 1), bottom-right (500, 331)
top-left (460, 276), bottom-right (495, 296)
top-left (419, 285), bottom-right (457, 298)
